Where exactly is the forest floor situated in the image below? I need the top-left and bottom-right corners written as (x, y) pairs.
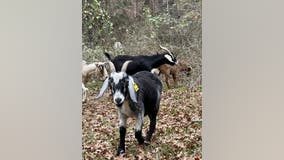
top-left (82, 77), bottom-right (202, 160)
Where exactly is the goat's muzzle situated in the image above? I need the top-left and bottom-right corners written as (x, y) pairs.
top-left (115, 98), bottom-right (123, 105)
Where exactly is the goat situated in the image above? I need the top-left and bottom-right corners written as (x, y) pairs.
top-left (82, 62), bottom-right (108, 84)
top-left (104, 45), bottom-right (178, 75)
top-left (96, 71), bottom-right (163, 156)
top-left (157, 62), bottom-right (192, 89)
top-left (82, 61), bottom-right (108, 102)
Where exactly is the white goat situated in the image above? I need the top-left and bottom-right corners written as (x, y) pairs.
top-left (82, 61), bottom-right (108, 102)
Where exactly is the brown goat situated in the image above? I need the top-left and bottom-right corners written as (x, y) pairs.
top-left (158, 62), bottom-right (192, 89)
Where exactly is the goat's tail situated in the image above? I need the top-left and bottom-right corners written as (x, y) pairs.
top-left (104, 52), bottom-right (112, 61)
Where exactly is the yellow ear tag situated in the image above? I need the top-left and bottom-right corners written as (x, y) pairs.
top-left (133, 82), bottom-right (139, 92)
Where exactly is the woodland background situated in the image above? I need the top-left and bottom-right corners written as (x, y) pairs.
top-left (82, 0), bottom-right (201, 89)
top-left (82, 0), bottom-right (202, 159)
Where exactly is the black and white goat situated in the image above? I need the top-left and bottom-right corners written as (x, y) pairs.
top-left (96, 71), bottom-right (163, 155)
top-left (104, 45), bottom-right (178, 75)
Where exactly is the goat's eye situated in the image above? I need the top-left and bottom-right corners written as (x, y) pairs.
top-left (109, 85), bottom-right (115, 93)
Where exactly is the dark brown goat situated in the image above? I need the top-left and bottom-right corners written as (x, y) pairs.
top-left (158, 62), bottom-right (192, 89)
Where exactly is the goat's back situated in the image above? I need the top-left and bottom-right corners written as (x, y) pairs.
top-left (112, 55), bottom-right (151, 73)
top-left (133, 71), bottom-right (162, 92)
top-left (133, 71), bottom-right (162, 114)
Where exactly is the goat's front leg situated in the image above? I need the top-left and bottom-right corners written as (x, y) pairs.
top-left (172, 72), bottom-right (178, 88)
top-left (165, 74), bottom-right (171, 89)
top-left (135, 113), bottom-right (144, 144)
top-left (82, 83), bottom-right (88, 103)
top-left (117, 113), bottom-right (127, 156)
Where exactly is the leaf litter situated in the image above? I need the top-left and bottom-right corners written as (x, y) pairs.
top-left (82, 83), bottom-right (202, 160)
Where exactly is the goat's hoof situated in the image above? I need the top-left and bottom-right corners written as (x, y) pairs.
top-left (116, 149), bottom-right (125, 156)
top-left (137, 139), bottom-right (144, 145)
top-left (145, 135), bottom-right (151, 142)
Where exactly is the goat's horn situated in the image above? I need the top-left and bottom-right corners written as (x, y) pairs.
top-left (108, 61), bottom-right (116, 72)
top-left (121, 60), bottom-right (132, 72)
top-left (159, 45), bottom-right (173, 57)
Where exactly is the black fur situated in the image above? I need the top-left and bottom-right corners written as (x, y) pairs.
top-left (132, 71), bottom-right (162, 117)
top-left (104, 51), bottom-right (177, 75)
top-left (135, 130), bottom-right (144, 144)
top-left (117, 126), bottom-right (126, 156)
top-left (100, 71), bottom-right (163, 155)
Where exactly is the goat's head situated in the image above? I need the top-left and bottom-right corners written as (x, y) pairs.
top-left (96, 62), bottom-right (109, 80)
top-left (177, 62), bottom-right (192, 72)
top-left (96, 72), bottom-right (138, 106)
top-left (159, 45), bottom-right (178, 65)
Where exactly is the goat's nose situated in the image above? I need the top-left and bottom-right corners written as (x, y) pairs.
top-left (115, 98), bottom-right (122, 104)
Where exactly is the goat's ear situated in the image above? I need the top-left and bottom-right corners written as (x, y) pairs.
top-left (95, 77), bottom-right (109, 99)
top-left (127, 76), bottom-right (138, 103)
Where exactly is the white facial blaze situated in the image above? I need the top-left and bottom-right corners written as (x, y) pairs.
top-left (113, 91), bottom-right (125, 104)
top-left (109, 72), bottom-right (128, 104)
top-left (111, 72), bottom-right (127, 84)
top-left (164, 54), bottom-right (174, 63)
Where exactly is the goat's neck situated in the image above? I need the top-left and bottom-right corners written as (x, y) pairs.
top-left (148, 54), bottom-right (167, 68)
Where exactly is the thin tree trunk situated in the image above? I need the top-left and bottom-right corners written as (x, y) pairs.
top-left (145, 0), bottom-right (150, 6)
top-left (133, 0), bottom-right (137, 18)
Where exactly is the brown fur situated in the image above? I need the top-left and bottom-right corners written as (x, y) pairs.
top-left (158, 62), bottom-right (192, 89)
